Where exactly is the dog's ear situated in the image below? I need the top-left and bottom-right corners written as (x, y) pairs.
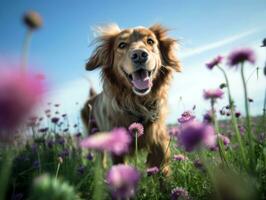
top-left (86, 24), bottom-right (121, 71)
top-left (149, 24), bottom-right (181, 72)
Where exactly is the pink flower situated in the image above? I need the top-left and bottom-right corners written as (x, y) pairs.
top-left (173, 154), bottom-right (188, 161)
top-left (106, 164), bottom-right (140, 199)
top-left (227, 48), bottom-right (256, 66)
top-left (209, 134), bottom-right (230, 151)
top-left (168, 127), bottom-right (180, 137)
top-left (80, 128), bottom-right (131, 155)
top-left (206, 55), bottom-right (223, 70)
top-left (178, 111), bottom-right (195, 124)
top-left (0, 70), bottom-right (44, 132)
top-left (128, 122), bottom-right (144, 137)
top-left (203, 88), bottom-right (224, 100)
top-left (146, 166), bottom-right (159, 176)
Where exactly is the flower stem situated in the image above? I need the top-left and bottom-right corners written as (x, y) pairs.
top-left (21, 29), bottom-right (32, 72)
top-left (135, 132), bottom-right (138, 167)
top-left (240, 63), bottom-right (255, 171)
top-left (210, 100), bottom-right (228, 168)
top-left (55, 162), bottom-right (61, 179)
top-left (217, 65), bottom-right (247, 169)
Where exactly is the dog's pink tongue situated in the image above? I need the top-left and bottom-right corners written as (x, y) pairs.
top-left (132, 70), bottom-right (152, 90)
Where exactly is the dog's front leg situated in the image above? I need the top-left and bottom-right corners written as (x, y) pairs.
top-left (146, 126), bottom-right (171, 176)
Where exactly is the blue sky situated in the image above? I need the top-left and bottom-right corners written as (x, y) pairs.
top-left (0, 0), bottom-right (266, 123)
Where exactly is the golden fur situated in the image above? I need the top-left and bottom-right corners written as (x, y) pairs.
top-left (81, 24), bottom-right (181, 174)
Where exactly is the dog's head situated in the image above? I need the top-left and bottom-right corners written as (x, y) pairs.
top-left (86, 24), bottom-right (181, 96)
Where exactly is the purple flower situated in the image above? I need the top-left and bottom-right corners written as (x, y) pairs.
top-left (128, 122), bottom-right (144, 137)
top-left (193, 159), bottom-right (204, 170)
top-left (51, 117), bottom-right (60, 124)
top-left (0, 69), bottom-right (44, 136)
top-left (38, 127), bottom-right (48, 133)
top-left (106, 164), bottom-right (140, 199)
top-left (178, 111), bottom-right (195, 124)
top-left (77, 165), bottom-right (85, 175)
top-left (235, 111), bottom-right (241, 118)
top-left (206, 55), bottom-right (223, 70)
top-left (173, 154), bottom-right (188, 161)
top-left (203, 110), bottom-right (213, 124)
top-left (59, 148), bottom-right (69, 158)
top-left (147, 166), bottom-right (159, 176)
top-left (33, 160), bottom-right (40, 169)
top-left (80, 128), bottom-right (131, 155)
top-left (203, 89), bottom-right (224, 100)
top-left (171, 187), bottom-right (190, 200)
top-left (178, 121), bottom-right (215, 152)
top-left (86, 152), bottom-right (94, 161)
top-left (91, 127), bottom-right (99, 134)
top-left (46, 139), bottom-right (53, 148)
top-left (227, 48), bottom-right (256, 66)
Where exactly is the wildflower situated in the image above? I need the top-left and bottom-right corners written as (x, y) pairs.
top-left (169, 127), bottom-right (180, 137)
top-left (54, 104), bottom-right (60, 107)
top-left (173, 154), bottom-right (188, 161)
top-left (219, 83), bottom-right (227, 89)
top-left (91, 127), bottom-right (99, 134)
top-left (248, 98), bottom-right (254, 103)
top-left (106, 164), bottom-right (140, 199)
top-left (63, 128), bottom-right (69, 132)
top-left (80, 128), bottom-right (131, 155)
top-left (261, 38), bottom-right (266, 47)
top-left (33, 160), bottom-right (40, 169)
top-left (59, 148), bottom-right (69, 158)
top-left (178, 111), bottom-right (195, 124)
top-left (206, 55), bottom-right (223, 70)
top-left (128, 122), bottom-right (144, 137)
top-left (178, 120), bottom-right (215, 152)
top-left (23, 11), bottom-right (42, 30)
top-left (171, 187), bottom-right (190, 200)
top-left (62, 114), bottom-right (67, 118)
top-left (77, 165), bottom-right (85, 175)
top-left (0, 70), bottom-right (44, 132)
top-left (51, 117), bottom-right (59, 124)
top-left (58, 156), bottom-right (63, 164)
top-left (227, 48), bottom-right (256, 66)
top-left (235, 111), bottom-right (241, 118)
top-left (86, 152), bottom-right (94, 161)
top-left (203, 111), bottom-right (213, 124)
top-left (209, 134), bottom-right (230, 151)
top-left (147, 166), bottom-right (159, 176)
top-left (193, 159), bottom-right (204, 170)
top-left (203, 88), bottom-right (224, 100)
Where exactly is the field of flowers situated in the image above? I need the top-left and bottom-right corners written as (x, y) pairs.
top-left (0, 11), bottom-right (266, 200)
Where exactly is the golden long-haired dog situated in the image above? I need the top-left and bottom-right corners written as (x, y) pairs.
top-left (81, 24), bottom-right (181, 175)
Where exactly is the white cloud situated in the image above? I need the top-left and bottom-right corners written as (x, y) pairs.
top-left (179, 28), bottom-right (261, 59)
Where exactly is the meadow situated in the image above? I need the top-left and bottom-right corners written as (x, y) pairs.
top-left (0, 11), bottom-right (266, 200)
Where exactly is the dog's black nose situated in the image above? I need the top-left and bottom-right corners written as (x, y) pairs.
top-left (131, 49), bottom-right (148, 65)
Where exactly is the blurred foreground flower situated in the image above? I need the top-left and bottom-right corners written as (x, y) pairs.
top-left (178, 120), bottom-right (215, 152)
top-left (30, 174), bottom-right (80, 200)
top-left (106, 164), bottom-right (140, 199)
top-left (80, 128), bottom-right (131, 155)
top-left (173, 154), bottom-right (188, 161)
top-left (227, 48), bottom-right (256, 67)
top-left (0, 70), bottom-right (44, 141)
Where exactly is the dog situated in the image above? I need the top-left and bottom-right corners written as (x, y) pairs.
top-left (81, 24), bottom-right (181, 175)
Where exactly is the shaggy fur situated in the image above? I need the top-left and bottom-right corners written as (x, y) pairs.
top-left (81, 24), bottom-right (181, 175)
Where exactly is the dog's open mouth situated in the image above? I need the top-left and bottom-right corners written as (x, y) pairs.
top-left (123, 69), bottom-right (153, 96)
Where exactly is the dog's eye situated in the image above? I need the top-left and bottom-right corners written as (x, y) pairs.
top-left (118, 42), bottom-right (127, 49)
top-left (147, 38), bottom-right (154, 45)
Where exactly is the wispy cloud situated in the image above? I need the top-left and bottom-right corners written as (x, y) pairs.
top-left (180, 28), bottom-right (261, 59)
